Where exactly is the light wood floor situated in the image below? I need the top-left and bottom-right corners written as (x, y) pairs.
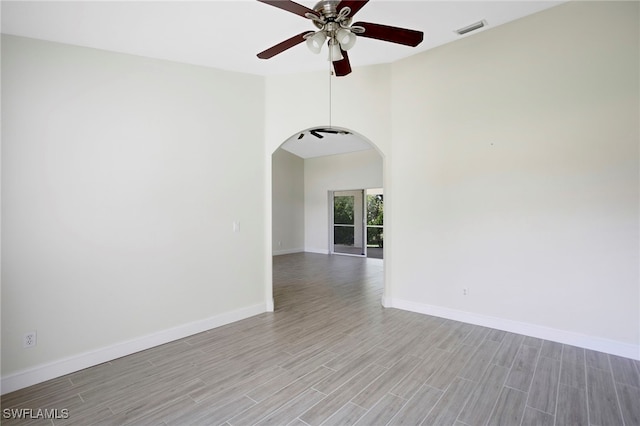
top-left (2, 253), bottom-right (639, 425)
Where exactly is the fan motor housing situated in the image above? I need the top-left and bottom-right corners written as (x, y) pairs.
top-left (313, 0), bottom-right (340, 18)
top-left (312, 0), bottom-right (353, 29)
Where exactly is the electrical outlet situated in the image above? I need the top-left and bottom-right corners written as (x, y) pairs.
top-left (23, 331), bottom-right (37, 348)
top-left (463, 288), bottom-right (469, 296)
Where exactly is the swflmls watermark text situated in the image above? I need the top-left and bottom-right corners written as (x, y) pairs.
top-left (2, 408), bottom-right (70, 420)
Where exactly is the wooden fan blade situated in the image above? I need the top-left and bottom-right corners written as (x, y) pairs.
top-left (353, 21), bottom-right (424, 47)
top-left (257, 31), bottom-right (313, 59)
top-left (310, 129), bottom-right (324, 138)
top-left (257, 0), bottom-right (319, 19)
top-left (336, 0), bottom-right (369, 18)
top-left (333, 49), bottom-right (352, 77)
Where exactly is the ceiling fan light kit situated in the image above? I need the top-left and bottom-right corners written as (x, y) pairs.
top-left (327, 39), bottom-right (344, 61)
top-left (257, 0), bottom-right (424, 76)
top-left (305, 31), bottom-right (326, 53)
top-left (335, 28), bottom-right (357, 50)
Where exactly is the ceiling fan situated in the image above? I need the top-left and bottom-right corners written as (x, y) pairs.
top-left (298, 127), bottom-right (351, 139)
top-left (257, 0), bottom-right (424, 77)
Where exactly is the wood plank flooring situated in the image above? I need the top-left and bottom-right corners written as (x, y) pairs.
top-left (2, 252), bottom-right (639, 425)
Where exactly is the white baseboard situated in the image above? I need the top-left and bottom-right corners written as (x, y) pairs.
top-left (381, 295), bottom-right (393, 308)
top-left (266, 297), bottom-right (275, 312)
top-left (273, 248), bottom-right (304, 256)
top-left (388, 298), bottom-right (639, 361)
top-left (1, 303), bottom-right (266, 395)
top-left (305, 248), bottom-right (330, 255)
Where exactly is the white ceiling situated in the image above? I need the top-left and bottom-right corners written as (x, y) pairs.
top-left (1, 0), bottom-right (565, 157)
top-left (2, 0), bottom-right (564, 76)
top-left (280, 127), bottom-right (374, 158)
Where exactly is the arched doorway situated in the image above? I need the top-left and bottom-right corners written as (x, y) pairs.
top-left (270, 126), bottom-right (385, 308)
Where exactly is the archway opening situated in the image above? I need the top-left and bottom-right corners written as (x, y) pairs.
top-left (270, 126), bottom-right (386, 310)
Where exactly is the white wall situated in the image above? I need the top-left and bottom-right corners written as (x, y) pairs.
top-left (264, 66), bottom-right (392, 159)
top-left (1, 36), bottom-right (267, 389)
top-left (272, 149), bottom-right (305, 254)
top-left (304, 150), bottom-right (383, 254)
top-left (390, 1), bottom-right (639, 357)
top-left (264, 1), bottom-right (639, 358)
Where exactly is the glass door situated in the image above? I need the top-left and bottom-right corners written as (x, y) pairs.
top-left (331, 190), bottom-right (365, 256)
top-left (366, 188), bottom-right (383, 259)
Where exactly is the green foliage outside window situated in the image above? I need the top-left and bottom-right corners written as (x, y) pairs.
top-left (333, 196), bottom-right (354, 224)
top-left (333, 193), bottom-right (384, 248)
top-left (366, 194), bottom-right (383, 226)
top-left (367, 194), bottom-right (383, 248)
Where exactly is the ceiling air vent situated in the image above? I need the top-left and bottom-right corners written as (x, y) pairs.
top-left (455, 20), bottom-right (487, 36)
